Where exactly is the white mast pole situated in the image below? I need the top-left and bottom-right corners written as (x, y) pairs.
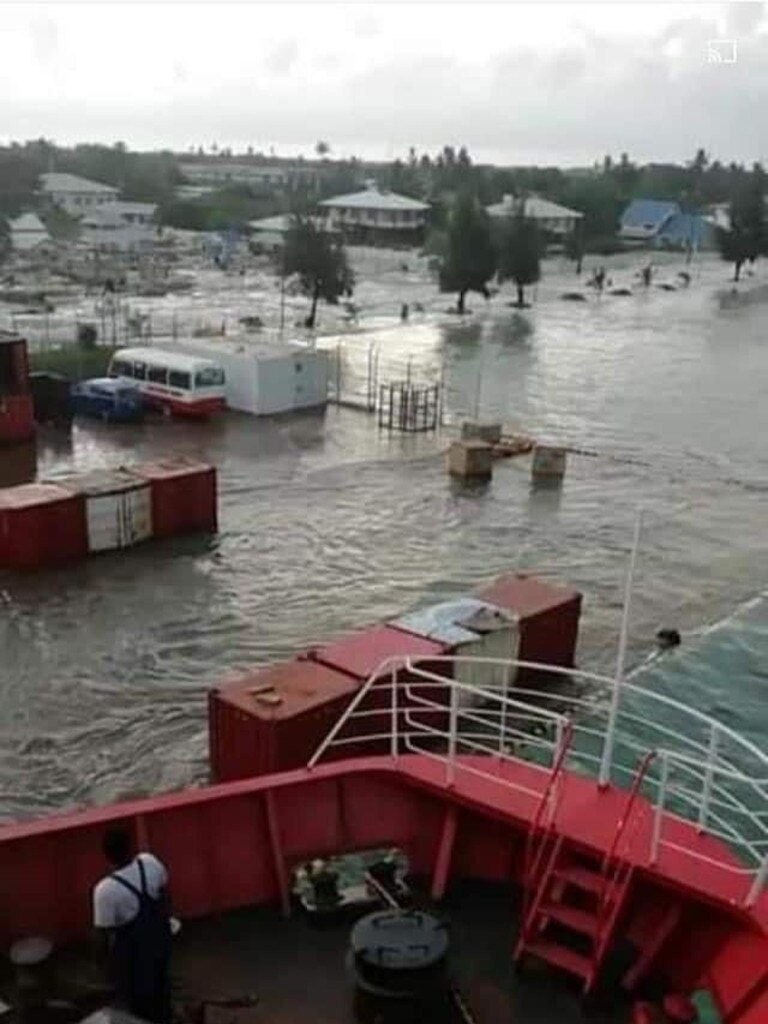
top-left (599, 509), bottom-right (643, 788)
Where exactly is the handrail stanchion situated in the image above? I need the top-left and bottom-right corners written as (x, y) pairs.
top-left (390, 663), bottom-right (399, 760)
top-left (498, 665), bottom-right (510, 760)
top-left (699, 723), bottom-right (719, 833)
top-left (651, 752), bottom-right (669, 865)
top-left (554, 719), bottom-right (565, 770)
top-left (446, 680), bottom-right (459, 786)
top-left (600, 510), bottom-right (642, 788)
top-left (746, 853), bottom-right (768, 908)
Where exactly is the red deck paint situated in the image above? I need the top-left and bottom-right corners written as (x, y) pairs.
top-left (0, 483), bottom-right (87, 570)
top-left (209, 660), bottom-right (360, 781)
top-left (476, 574), bottom-right (582, 670)
top-left (130, 457), bottom-right (217, 537)
top-left (0, 754), bottom-right (764, 1022)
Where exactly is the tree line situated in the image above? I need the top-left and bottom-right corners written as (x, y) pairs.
top-left (1, 139), bottom-right (765, 282)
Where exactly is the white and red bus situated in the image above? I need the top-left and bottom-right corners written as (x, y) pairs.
top-left (108, 347), bottom-right (226, 417)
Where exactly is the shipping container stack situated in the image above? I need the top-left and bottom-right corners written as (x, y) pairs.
top-left (0, 458), bottom-right (217, 570)
top-left (207, 576), bottom-right (583, 784)
top-left (0, 483), bottom-right (88, 571)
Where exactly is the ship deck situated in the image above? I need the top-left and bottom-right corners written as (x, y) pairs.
top-left (46, 881), bottom-right (634, 1024)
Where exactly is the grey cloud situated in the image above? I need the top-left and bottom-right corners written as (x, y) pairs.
top-left (264, 38), bottom-right (299, 75)
top-left (353, 15), bottom-right (379, 39)
top-left (6, 8), bottom-right (768, 166)
top-left (29, 17), bottom-right (59, 64)
top-left (725, 2), bottom-right (766, 36)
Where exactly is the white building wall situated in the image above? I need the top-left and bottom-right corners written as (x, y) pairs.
top-left (174, 344), bottom-right (328, 415)
top-left (11, 231), bottom-right (49, 252)
top-left (254, 351), bottom-right (328, 414)
top-left (54, 192), bottom-right (117, 216)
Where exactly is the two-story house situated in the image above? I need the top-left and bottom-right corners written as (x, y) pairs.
top-left (317, 183), bottom-right (430, 244)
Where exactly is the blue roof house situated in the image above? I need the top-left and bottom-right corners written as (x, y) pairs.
top-left (657, 212), bottom-right (718, 251)
top-left (619, 199), bottom-right (680, 242)
top-left (619, 199), bottom-right (717, 250)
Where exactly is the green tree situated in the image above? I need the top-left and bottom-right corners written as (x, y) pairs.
top-left (496, 210), bottom-right (543, 307)
top-left (280, 216), bottom-right (354, 328)
top-left (718, 169), bottom-right (766, 280)
top-left (438, 194), bottom-right (496, 313)
top-left (0, 218), bottom-right (10, 263)
top-left (564, 221), bottom-right (585, 274)
top-left (315, 140), bottom-right (331, 159)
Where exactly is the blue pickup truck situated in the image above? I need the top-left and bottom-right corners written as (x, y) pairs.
top-left (70, 378), bottom-right (144, 423)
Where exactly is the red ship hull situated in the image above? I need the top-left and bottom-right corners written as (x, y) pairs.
top-left (0, 754), bottom-right (765, 1022)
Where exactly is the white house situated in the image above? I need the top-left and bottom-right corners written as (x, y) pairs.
top-left (486, 194), bottom-right (583, 236)
top-left (178, 162), bottom-right (322, 194)
top-left (39, 173), bottom-right (119, 216)
top-left (247, 213), bottom-right (338, 253)
top-left (80, 201), bottom-right (158, 252)
top-left (247, 214), bottom-right (295, 253)
top-left (317, 183), bottom-right (430, 242)
top-left (8, 212), bottom-right (50, 251)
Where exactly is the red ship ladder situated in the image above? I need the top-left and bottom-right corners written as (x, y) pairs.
top-left (514, 751), bottom-right (656, 996)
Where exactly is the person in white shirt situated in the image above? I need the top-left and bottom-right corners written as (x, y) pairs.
top-left (93, 825), bottom-right (172, 1023)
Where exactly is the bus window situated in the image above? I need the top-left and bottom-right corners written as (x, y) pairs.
top-left (148, 365), bottom-right (168, 385)
top-left (195, 367), bottom-right (225, 388)
top-left (111, 359), bottom-right (133, 378)
top-left (169, 370), bottom-right (191, 390)
top-left (133, 361), bottom-right (147, 380)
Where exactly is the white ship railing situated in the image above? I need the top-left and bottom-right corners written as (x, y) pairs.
top-left (308, 653), bottom-right (768, 908)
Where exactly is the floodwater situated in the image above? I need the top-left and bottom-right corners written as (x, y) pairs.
top-left (1, 252), bottom-right (766, 820)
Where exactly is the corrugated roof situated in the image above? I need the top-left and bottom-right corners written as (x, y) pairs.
top-left (392, 598), bottom-right (513, 646)
top-left (319, 187), bottom-right (429, 212)
top-left (620, 199), bottom-right (679, 230)
top-left (248, 214), bottom-right (338, 234)
top-left (486, 195), bottom-right (583, 220)
top-left (248, 214), bottom-right (293, 233)
top-left (39, 172), bottom-right (119, 195)
top-left (9, 212), bottom-right (48, 234)
top-left (657, 212), bottom-right (716, 247)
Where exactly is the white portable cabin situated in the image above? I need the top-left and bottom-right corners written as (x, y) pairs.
top-left (174, 341), bottom-right (328, 416)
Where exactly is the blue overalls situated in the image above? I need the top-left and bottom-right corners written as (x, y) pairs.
top-left (109, 858), bottom-right (172, 1024)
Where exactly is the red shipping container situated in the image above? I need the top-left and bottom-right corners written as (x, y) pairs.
top-left (475, 574), bottom-right (582, 672)
top-left (209, 659), bottom-right (360, 782)
top-left (310, 624), bottom-right (450, 748)
top-left (0, 394), bottom-right (35, 444)
top-left (130, 458), bottom-right (217, 538)
top-left (0, 334), bottom-right (34, 444)
top-left (0, 483), bottom-right (87, 571)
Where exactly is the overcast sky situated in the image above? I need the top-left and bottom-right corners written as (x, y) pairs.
top-left (1, 2), bottom-right (767, 166)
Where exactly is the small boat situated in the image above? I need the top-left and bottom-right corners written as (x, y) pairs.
top-left (70, 378), bottom-right (144, 423)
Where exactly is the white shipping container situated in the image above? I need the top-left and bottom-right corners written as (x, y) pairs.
top-left (173, 341), bottom-right (328, 416)
top-left (48, 469), bottom-right (153, 553)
